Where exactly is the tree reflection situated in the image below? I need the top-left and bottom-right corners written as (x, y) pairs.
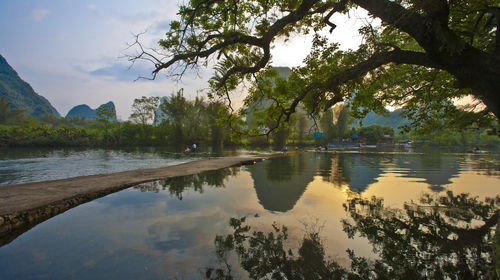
top-left (206, 216), bottom-right (348, 280)
top-left (134, 167), bottom-right (239, 200)
top-left (206, 192), bottom-right (500, 279)
top-left (343, 191), bottom-right (499, 279)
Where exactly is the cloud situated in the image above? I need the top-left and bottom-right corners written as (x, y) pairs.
top-left (87, 61), bottom-right (154, 81)
top-left (31, 8), bottom-right (50, 22)
top-left (151, 19), bottom-right (172, 33)
top-left (88, 4), bottom-right (97, 10)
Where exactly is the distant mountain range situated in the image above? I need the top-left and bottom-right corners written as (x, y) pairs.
top-left (268, 67), bottom-right (411, 133)
top-left (0, 55), bottom-right (60, 117)
top-left (66, 101), bottom-right (117, 120)
top-left (353, 109), bottom-right (410, 132)
top-left (0, 54), bottom-right (408, 129)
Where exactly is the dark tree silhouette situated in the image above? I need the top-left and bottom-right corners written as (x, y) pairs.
top-left (130, 0), bottom-right (500, 135)
top-left (207, 191), bottom-right (500, 279)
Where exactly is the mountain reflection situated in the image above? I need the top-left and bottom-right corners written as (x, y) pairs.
top-left (135, 152), bottom-right (498, 213)
top-left (134, 167), bottom-right (239, 199)
top-left (469, 153), bottom-right (500, 178)
top-left (206, 191), bottom-right (500, 279)
top-left (248, 154), bottom-right (315, 212)
top-left (317, 152), bottom-right (466, 193)
top-left (248, 152), bottom-right (475, 213)
top-left (318, 153), bottom-right (387, 192)
top-left (394, 153), bottom-right (462, 192)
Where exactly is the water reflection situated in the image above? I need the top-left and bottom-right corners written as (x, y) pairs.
top-left (469, 154), bottom-right (500, 178)
top-left (342, 191), bottom-right (499, 279)
top-left (0, 151), bottom-right (498, 279)
top-left (0, 146), bottom-right (271, 186)
top-left (247, 152), bottom-right (500, 213)
top-left (134, 167), bottom-right (240, 200)
top-left (248, 154), bottom-right (315, 212)
top-left (318, 153), bottom-right (387, 192)
top-left (311, 152), bottom-right (498, 194)
top-left (207, 191), bottom-right (500, 279)
top-left (393, 153), bottom-right (462, 192)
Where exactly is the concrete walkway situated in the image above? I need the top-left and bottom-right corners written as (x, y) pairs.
top-left (0, 156), bottom-right (263, 246)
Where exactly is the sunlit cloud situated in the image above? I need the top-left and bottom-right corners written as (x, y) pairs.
top-left (88, 4), bottom-right (97, 10)
top-left (31, 8), bottom-right (49, 22)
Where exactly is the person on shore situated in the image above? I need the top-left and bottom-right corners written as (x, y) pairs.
top-left (282, 146), bottom-right (288, 153)
top-left (184, 147), bottom-right (191, 153)
top-left (192, 143), bottom-right (197, 152)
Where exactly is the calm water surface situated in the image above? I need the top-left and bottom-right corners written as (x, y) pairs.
top-left (0, 151), bottom-right (499, 279)
top-left (0, 147), bottom-right (266, 186)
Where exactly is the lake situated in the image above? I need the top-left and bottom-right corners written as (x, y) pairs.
top-left (0, 147), bottom-right (267, 186)
top-left (0, 150), bottom-right (499, 279)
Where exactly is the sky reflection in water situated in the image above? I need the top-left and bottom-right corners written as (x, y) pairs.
top-left (0, 147), bottom-right (271, 186)
top-left (0, 151), bottom-right (498, 279)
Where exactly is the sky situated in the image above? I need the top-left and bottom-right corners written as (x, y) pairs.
top-left (0, 0), bottom-right (370, 120)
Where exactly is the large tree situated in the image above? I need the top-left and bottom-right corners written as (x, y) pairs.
top-left (132, 0), bottom-right (500, 134)
top-left (129, 96), bottom-right (160, 135)
top-left (159, 90), bottom-right (190, 143)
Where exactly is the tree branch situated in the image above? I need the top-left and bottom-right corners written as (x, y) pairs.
top-left (153, 31), bottom-right (265, 75)
top-left (256, 49), bottom-right (439, 136)
top-left (152, 0), bottom-right (324, 84)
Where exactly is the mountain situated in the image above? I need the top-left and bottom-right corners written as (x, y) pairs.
top-left (66, 101), bottom-right (117, 120)
top-left (246, 66), bottom-right (314, 132)
top-left (0, 55), bottom-right (60, 117)
top-left (273, 66), bottom-right (292, 78)
top-left (153, 96), bottom-right (169, 125)
top-left (354, 109), bottom-right (410, 132)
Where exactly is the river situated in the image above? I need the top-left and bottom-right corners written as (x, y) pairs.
top-left (0, 149), bottom-right (499, 279)
top-left (0, 147), bottom-right (266, 186)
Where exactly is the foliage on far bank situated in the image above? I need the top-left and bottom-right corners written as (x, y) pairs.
top-left (0, 92), bottom-right (236, 148)
top-left (1, 87), bottom-right (499, 149)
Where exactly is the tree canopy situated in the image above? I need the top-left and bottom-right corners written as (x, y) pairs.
top-left (132, 0), bottom-right (500, 135)
top-left (129, 96), bottom-right (160, 127)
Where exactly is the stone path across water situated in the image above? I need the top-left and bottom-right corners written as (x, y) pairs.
top-left (0, 156), bottom-right (264, 246)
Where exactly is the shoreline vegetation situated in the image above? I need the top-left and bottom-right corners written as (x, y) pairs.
top-left (1, 122), bottom-right (499, 151)
top-left (1, 94), bottom-right (499, 150)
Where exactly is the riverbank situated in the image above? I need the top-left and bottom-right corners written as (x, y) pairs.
top-left (0, 156), bottom-right (264, 246)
